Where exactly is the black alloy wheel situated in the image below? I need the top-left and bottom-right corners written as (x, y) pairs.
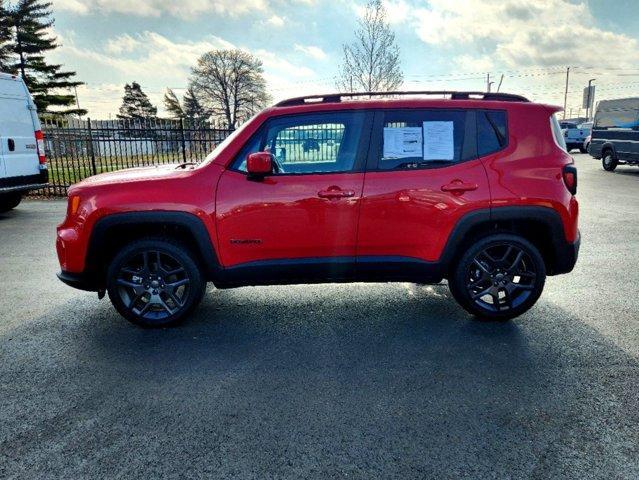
top-left (107, 238), bottom-right (205, 327)
top-left (449, 234), bottom-right (546, 320)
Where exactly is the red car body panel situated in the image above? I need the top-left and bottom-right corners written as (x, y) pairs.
top-left (215, 170), bottom-right (365, 266)
top-left (357, 159), bottom-right (491, 261)
top-left (56, 97), bottom-right (579, 279)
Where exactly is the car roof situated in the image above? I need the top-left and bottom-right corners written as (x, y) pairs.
top-left (266, 91), bottom-right (560, 115)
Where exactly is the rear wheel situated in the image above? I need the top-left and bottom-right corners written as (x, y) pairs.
top-left (449, 234), bottom-right (546, 321)
top-left (106, 238), bottom-right (206, 328)
top-left (602, 150), bottom-right (618, 171)
top-left (0, 193), bottom-right (22, 213)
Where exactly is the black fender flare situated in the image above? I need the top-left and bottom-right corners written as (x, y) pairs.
top-left (600, 142), bottom-right (617, 158)
top-left (439, 206), bottom-right (576, 275)
top-left (86, 211), bottom-right (223, 282)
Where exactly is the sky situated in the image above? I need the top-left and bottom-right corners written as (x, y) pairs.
top-left (40, 0), bottom-right (639, 118)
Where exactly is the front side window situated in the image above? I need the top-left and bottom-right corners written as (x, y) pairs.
top-left (232, 112), bottom-right (366, 174)
top-left (378, 110), bottom-right (467, 170)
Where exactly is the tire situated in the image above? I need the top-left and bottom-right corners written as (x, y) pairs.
top-left (106, 238), bottom-right (206, 328)
top-left (602, 150), bottom-right (618, 171)
top-left (0, 193), bottom-right (22, 213)
top-left (448, 234), bottom-right (546, 321)
top-left (579, 147), bottom-right (587, 154)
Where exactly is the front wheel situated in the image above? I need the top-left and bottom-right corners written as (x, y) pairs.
top-left (106, 238), bottom-right (206, 328)
top-left (448, 234), bottom-right (546, 321)
top-left (602, 151), bottom-right (618, 171)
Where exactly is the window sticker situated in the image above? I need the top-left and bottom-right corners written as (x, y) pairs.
top-left (423, 121), bottom-right (454, 160)
top-left (383, 127), bottom-right (423, 158)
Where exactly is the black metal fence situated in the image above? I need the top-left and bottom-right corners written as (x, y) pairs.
top-left (41, 118), bottom-right (233, 196)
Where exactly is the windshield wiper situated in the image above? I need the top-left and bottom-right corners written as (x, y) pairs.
top-left (176, 161), bottom-right (198, 169)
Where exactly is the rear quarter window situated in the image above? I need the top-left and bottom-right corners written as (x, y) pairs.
top-left (550, 114), bottom-right (567, 151)
top-left (477, 110), bottom-right (507, 156)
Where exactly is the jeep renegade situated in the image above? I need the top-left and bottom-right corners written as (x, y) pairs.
top-left (56, 91), bottom-right (580, 327)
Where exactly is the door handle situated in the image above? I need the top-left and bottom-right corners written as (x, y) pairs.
top-left (318, 187), bottom-right (355, 199)
top-left (7, 138), bottom-right (15, 152)
top-left (441, 180), bottom-right (478, 194)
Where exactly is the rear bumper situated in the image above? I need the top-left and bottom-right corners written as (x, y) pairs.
top-left (0, 171), bottom-right (48, 193)
top-left (551, 230), bottom-right (581, 275)
top-left (57, 271), bottom-right (100, 292)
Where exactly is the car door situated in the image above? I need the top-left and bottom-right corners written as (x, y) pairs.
top-left (0, 77), bottom-right (40, 179)
top-left (357, 108), bottom-right (491, 272)
top-left (216, 110), bottom-right (372, 280)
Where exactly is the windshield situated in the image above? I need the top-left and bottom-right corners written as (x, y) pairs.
top-left (200, 113), bottom-right (260, 165)
top-left (550, 115), bottom-right (568, 151)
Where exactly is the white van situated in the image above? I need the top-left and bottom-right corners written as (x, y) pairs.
top-left (0, 72), bottom-right (48, 212)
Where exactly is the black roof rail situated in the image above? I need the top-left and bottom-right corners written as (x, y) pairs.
top-left (275, 90), bottom-right (530, 107)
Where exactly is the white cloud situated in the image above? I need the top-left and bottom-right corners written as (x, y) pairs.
top-left (105, 34), bottom-right (139, 55)
top-left (264, 14), bottom-right (285, 27)
top-left (294, 44), bottom-right (327, 60)
top-left (53, 0), bottom-right (291, 19)
top-left (412, 0), bottom-right (639, 69)
top-left (354, 0), bottom-right (410, 24)
top-left (52, 0), bottom-right (89, 14)
top-left (51, 30), bottom-right (318, 116)
top-left (454, 54), bottom-right (493, 72)
top-left (255, 49), bottom-right (315, 77)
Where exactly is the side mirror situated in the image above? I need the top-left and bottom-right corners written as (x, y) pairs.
top-left (247, 152), bottom-right (273, 178)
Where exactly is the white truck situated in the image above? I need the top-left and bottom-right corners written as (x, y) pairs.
top-left (562, 121), bottom-right (592, 153)
top-left (0, 72), bottom-right (48, 212)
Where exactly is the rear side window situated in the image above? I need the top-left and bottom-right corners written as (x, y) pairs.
top-left (550, 114), bottom-right (567, 151)
top-left (477, 110), bottom-right (507, 156)
top-left (378, 109), bottom-right (467, 170)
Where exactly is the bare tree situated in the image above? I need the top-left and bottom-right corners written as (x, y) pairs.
top-left (189, 49), bottom-right (270, 129)
top-left (337, 0), bottom-right (403, 92)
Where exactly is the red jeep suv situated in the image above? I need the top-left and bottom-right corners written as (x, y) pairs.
top-left (56, 91), bottom-right (580, 327)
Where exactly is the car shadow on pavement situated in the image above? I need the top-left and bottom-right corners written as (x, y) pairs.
top-left (612, 168), bottom-right (639, 177)
top-left (1, 283), bottom-right (638, 479)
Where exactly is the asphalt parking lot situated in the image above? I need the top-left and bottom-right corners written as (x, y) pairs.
top-left (1, 154), bottom-right (638, 479)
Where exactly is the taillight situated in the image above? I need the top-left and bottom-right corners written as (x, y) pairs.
top-left (35, 130), bottom-right (46, 165)
top-left (563, 165), bottom-right (577, 195)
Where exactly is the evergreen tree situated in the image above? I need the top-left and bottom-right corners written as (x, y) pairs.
top-left (117, 81), bottom-right (157, 119)
top-left (0, 1), bottom-right (12, 70)
top-left (163, 88), bottom-right (184, 118)
top-left (183, 86), bottom-right (208, 121)
top-left (10, 0), bottom-right (85, 114)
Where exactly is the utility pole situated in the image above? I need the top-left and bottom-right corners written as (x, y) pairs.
top-left (586, 78), bottom-right (596, 120)
top-left (74, 86), bottom-right (82, 115)
top-left (563, 66), bottom-right (570, 120)
top-left (486, 73), bottom-right (490, 92)
top-left (496, 74), bottom-right (504, 92)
